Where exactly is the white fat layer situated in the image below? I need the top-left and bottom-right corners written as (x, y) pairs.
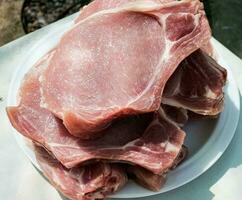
top-left (165, 142), bottom-right (179, 153)
top-left (161, 97), bottom-right (219, 115)
top-left (162, 39), bottom-right (172, 62)
top-left (205, 86), bottom-right (217, 99)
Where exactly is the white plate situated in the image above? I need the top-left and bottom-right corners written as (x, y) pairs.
top-left (7, 18), bottom-right (240, 199)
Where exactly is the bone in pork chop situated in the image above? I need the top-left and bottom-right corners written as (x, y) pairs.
top-left (6, 54), bottom-right (185, 174)
top-left (39, 0), bottom-right (211, 138)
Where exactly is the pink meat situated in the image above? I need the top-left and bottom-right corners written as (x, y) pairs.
top-left (34, 146), bottom-right (127, 200)
top-left (39, 0), bottom-right (211, 138)
top-left (162, 50), bottom-right (227, 115)
top-left (6, 57), bottom-right (185, 174)
top-left (75, 0), bottom-right (141, 22)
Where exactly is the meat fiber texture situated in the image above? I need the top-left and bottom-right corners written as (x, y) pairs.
top-left (6, 57), bottom-right (185, 174)
top-left (7, 50), bottom-right (185, 199)
top-left (39, 0), bottom-right (211, 138)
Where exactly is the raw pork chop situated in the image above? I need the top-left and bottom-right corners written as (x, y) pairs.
top-left (6, 57), bottom-right (185, 174)
top-left (162, 50), bottom-right (227, 115)
top-left (40, 0), bottom-right (211, 138)
top-left (34, 145), bottom-right (127, 200)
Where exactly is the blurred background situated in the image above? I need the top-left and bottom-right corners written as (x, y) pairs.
top-left (0, 0), bottom-right (241, 58)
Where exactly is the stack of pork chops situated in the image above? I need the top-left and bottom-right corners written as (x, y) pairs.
top-left (6, 0), bottom-right (227, 199)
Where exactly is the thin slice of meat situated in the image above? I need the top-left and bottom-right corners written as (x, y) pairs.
top-left (34, 145), bottom-right (127, 200)
top-left (40, 0), bottom-right (211, 138)
top-left (162, 49), bottom-right (227, 115)
top-left (6, 58), bottom-right (185, 174)
top-left (127, 145), bottom-right (187, 191)
top-left (162, 104), bottom-right (188, 127)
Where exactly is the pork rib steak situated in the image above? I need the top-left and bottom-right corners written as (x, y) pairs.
top-left (40, 0), bottom-right (211, 138)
